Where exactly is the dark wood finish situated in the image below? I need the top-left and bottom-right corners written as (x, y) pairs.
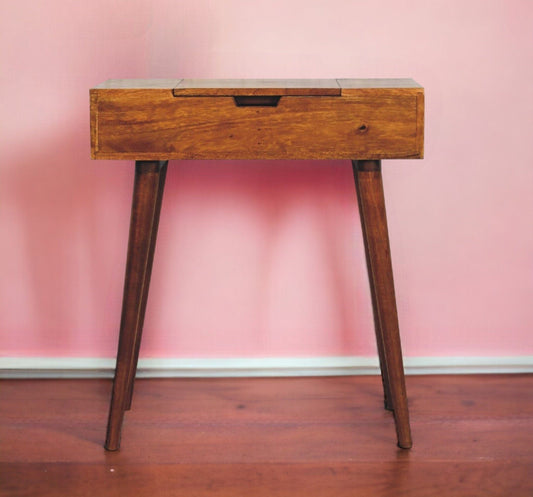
top-left (353, 160), bottom-right (411, 448)
top-left (124, 162), bottom-right (167, 411)
top-left (1, 375), bottom-right (533, 496)
top-left (90, 79), bottom-right (425, 451)
top-left (90, 79), bottom-right (423, 160)
top-left (353, 160), bottom-right (392, 411)
top-left (105, 160), bottom-right (168, 451)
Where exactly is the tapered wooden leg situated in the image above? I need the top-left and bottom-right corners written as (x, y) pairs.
top-left (352, 161), bottom-right (393, 412)
top-left (352, 159), bottom-right (412, 449)
top-left (124, 162), bottom-right (168, 411)
top-left (105, 160), bottom-right (168, 451)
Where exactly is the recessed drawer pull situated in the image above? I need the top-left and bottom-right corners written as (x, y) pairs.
top-left (233, 95), bottom-right (281, 107)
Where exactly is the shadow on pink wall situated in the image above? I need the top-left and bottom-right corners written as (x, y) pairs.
top-left (1, 121), bottom-right (128, 356)
top-left (148, 159), bottom-right (375, 357)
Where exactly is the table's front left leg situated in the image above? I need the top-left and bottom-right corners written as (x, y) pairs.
top-left (124, 161), bottom-right (168, 411)
top-left (105, 160), bottom-right (168, 451)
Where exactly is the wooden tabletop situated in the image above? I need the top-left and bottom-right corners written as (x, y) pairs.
top-left (93, 78), bottom-right (422, 96)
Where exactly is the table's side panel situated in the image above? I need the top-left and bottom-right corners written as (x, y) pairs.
top-left (91, 89), bottom-right (423, 161)
top-left (90, 90), bottom-right (99, 159)
top-left (416, 91), bottom-right (425, 159)
top-left (91, 89), bottom-right (172, 160)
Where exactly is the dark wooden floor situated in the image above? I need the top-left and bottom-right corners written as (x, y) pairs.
top-left (1, 374), bottom-right (532, 496)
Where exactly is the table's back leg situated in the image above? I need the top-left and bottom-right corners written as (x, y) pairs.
top-left (352, 159), bottom-right (412, 449)
top-left (352, 160), bottom-right (393, 411)
top-left (105, 160), bottom-right (168, 451)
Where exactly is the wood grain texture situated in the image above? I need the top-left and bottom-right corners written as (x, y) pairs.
top-left (1, 375), bottom-right (532, 496)
top-left (3, 462), bottom-right (532, 497)
top-left (90, 79), bottom-right (424, 160)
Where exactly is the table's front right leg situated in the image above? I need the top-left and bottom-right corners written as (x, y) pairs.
top-left (352, 159), bottom-right (412, 449)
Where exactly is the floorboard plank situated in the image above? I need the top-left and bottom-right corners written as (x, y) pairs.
top-left (1, 375), bottom-right (532, 495)
top-left (2, 462), bottom-right (532, 497)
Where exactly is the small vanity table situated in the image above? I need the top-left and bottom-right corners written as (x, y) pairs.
top-left (90, 78), bottom-right (424, 451)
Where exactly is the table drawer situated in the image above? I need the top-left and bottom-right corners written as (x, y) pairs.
top-left (91, 82), bottom-right (423, 160)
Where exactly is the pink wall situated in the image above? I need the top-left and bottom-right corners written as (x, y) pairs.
top-left (1, 0), bottom-right (532, 359)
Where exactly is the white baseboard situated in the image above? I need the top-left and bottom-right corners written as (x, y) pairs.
top-left (1, 356), bottom-right (532, 379)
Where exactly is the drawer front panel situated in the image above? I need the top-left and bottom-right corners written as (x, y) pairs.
top-left (91, 90), bottom-right (423, 160)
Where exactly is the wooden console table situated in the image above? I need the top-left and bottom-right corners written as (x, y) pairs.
top-left (90, 78), bottom-right (424, 451)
